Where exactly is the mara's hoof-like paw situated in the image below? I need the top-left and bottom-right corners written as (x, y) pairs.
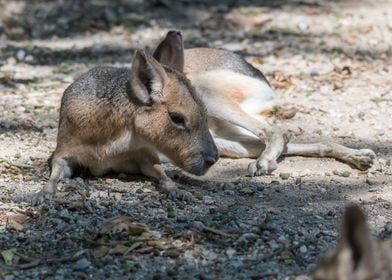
top-left (247, 159), bottom-right (278, 177)
top-left (31, 190), bottom-right (54, 206)
top-left (167, 189), bottom-right (194, 202)
top-left (348, 149), bottom-right (376, 171)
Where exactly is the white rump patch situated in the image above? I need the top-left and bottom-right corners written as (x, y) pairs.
top-left (188, 69), bottom-right (277, 115)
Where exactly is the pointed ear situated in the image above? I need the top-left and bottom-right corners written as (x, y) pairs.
top-left (340, 205), bottom-right (373, 269)
top-left (153, 30), bottom-right (184, 72)
top-left (129, 50), bottom-right (167, 105)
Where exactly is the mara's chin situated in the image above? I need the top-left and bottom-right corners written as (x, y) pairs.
top-left (184, 162), bottom-right (211, 176)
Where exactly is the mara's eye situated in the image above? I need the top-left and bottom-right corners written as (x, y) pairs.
top-left (169, 112), bottom-right (185, 127)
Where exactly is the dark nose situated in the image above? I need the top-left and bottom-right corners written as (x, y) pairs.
top-left (204, 153), bottom-right (219, 167)
top-left (204, 156), bottom-right (216, 167)
top-left (167, 30), bottom-right (182, 37)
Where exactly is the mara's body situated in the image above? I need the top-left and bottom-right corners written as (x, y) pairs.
top-left (155, 32), bottom-right (375, 176)
top-left (33, 47), bottom-right (218, 204)
top-left (33, 31), bottom-right (375, 204)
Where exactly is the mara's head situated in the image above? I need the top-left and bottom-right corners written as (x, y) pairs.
top-left (313, 206), bottom-right (380, 280)
top-left (129, 31), bottom-right (218, 176)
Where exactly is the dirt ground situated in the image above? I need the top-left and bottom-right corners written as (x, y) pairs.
top-left (0, 0), bottom-right (391, 279)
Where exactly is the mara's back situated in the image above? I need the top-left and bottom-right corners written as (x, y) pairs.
top-left (58, 66), bottom-right (133, 142)
top-left (184, 48), bottom-right (269, 84)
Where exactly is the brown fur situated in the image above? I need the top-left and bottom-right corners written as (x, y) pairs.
top-left (171, 32), bottom-right (375, 175)
top-left (32, 48), bottom-right (218, 204)
top-left (313, 206), bottom-right (392, 280)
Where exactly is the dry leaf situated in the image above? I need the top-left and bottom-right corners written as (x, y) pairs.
top-left (102, 215), bottom-right (134, 233)
top-left (114, 193), bottom-right (122, 201)
top-left (165, 247), bottom-right (181, 258)
top-left (0, 213), bottom-right (28, 224)
top-left (250, 57), bottom-right (264, 66)
top-left (267, 71), bottom-right (293, 89)
top-left (226, 13), bottom-right (272, 28)
top-left (67, 201), bottom-right (85, 210)
top-left (1, 248), bottom-right (16, 265)
top-left (92, 246), bottom-right (110, 258)
top-left (333, 80), bottom-right (344, 90)
top-left (127, 242), bottom-right (143, 253)
top-left (110, 244), bottom-right (128, 255)
top-left (147, 240), bottom-right (165, 250)
top-left (8, 220), bottom-right (23, 231)
top-left (128, 223), bottom-right (149, 235)
top-left (102, 216), bottom-right (149, 235)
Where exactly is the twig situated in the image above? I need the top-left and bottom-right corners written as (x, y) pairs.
top-left (371, 98), bottom-right (392, 103)
top-left (0, 157), bottom-right (35, 169)
top-left (71, 236), bottom-right (151, 246)
top-left (202, 226), bottom-right (237, 237)
top-left (12, 250), bottom-right (87, 269)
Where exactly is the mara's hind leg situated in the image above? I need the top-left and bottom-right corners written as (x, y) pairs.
top-left (32, 156), bottom-right (74, 205)
top-left (209, 114), bottom-right (286, 176)
top-left (214, 136), bottom-right (376, 171)
top-left (191, 71), bottom-right (286, 176)
top-left (214, 138), bottom-right (263, 159)
top-left (284, 142), bottom-right (376, 170)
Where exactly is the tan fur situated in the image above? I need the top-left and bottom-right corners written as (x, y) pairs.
top-left (32, 48), bottom-right (217, 204)
top-left (34, 30), bottom-right (376, 203)
top-left (223, 86), bottom-right (247, 103)
top-left (313, 206), bottom-right (392, 280)
top-left (169, 32), bottom-right (375, 175)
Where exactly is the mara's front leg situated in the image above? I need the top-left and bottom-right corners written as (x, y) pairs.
top-left (31, 155), bottom-right (75, 205)
top-left (136, 152), bottom-right (194, 201)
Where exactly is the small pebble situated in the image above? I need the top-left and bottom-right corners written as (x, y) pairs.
top-left (192, 221), bottom-right (205, 231)
top-left (74, 258), bottom-right (91, 270)
top-left (16, 49), bottom-right (26, 61)
top-left (279, 173), bottom-right (290, 180)
top-left (226, 248), bottom-right (236, 258)
top-left (299, 245), bottom-right (308, 253)
top-left (203, 195), bottom-right (214, 204)
top-left (239, 187), bottom-right (255, 195)
top-left (59, 209), bottom-right (71, 219)
top-left (237, 233), bottom-right (258, 244)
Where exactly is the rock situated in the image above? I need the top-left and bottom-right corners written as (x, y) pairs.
top-left (280, 173), bottom-right (290, 180)
top-left (333, 170), bottom-right (351, 177)
top-left (299, 245), bottom-right (308, 253)
top-left (192, 221), bottom-right (205, 231)
top-left (340, 171), bottom-right (351, 177)
top-left (298, 21), bottom-right (309, 31)
top-left (59, 209), bottom-right (71, 220)
top-left (230, 259), bottom-right (243, 269)
top-left (221, 43), bottom-right (243, 52)
top-left (74, 258), bottom-right (91, 270)
top-left (224, 190), bottom-right (235, 196)
top-left (165, 247), bottom-right (181, 258)
top-left (268, 239), bottom-right (280, 250)
top-left (16, 49), bottom-right (26, 61)
top-left (238, 233), bottom-right (258, 244)
top-left (203, 196), bottom-right (214, 204)
top-left (226, 248), bottom-right (236, 258)
top-left (167, 207), bottom-right (176, 218)
top-left (239, 187), bottom-right (255, 195)
top-left (25, 55), bottom-right (34, 63)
